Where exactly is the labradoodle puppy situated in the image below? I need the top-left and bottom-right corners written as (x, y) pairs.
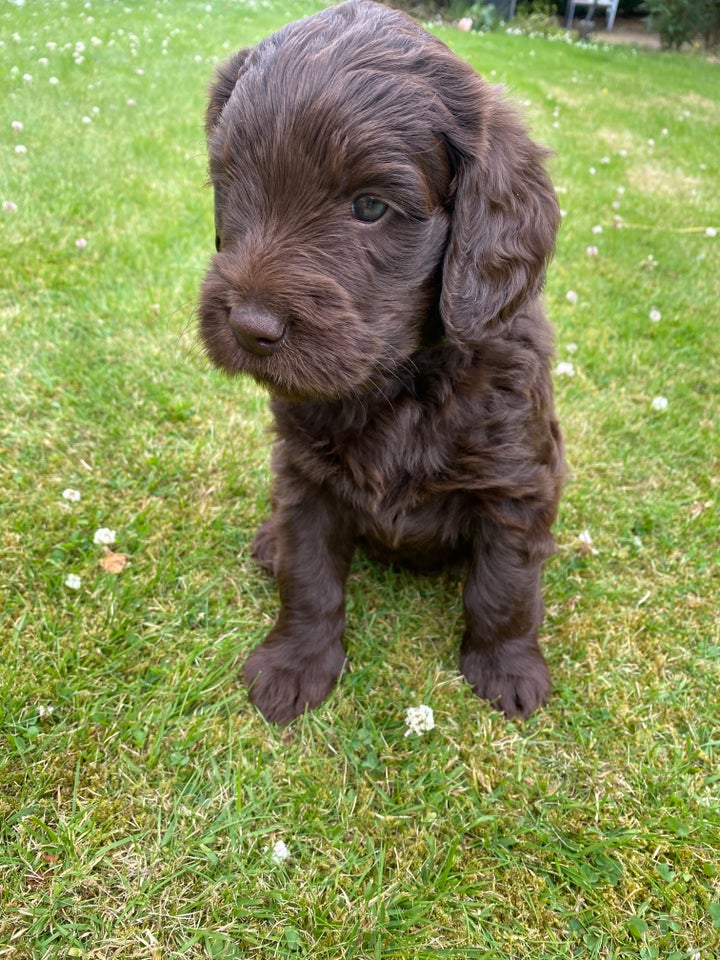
top-left (198, 0), bottom-right (564, 724)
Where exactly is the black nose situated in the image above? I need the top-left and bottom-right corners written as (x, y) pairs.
top-left (228, 306), bottom-right (286, 357)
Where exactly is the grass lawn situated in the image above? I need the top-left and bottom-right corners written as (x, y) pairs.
top-left (1, 1), bottom-right (718, 957)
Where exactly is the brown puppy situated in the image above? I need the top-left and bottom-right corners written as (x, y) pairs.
top-left (199, 0), bottom-right (564, 724)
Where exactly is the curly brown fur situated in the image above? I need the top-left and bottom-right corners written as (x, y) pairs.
top-left (198, 0), bottom-right (565, 724)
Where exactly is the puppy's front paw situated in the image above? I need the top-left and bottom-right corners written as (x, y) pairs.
top-left (460, 639), bottom-right (551, 719)
top-left (243, 633), bottom-right (346, 724)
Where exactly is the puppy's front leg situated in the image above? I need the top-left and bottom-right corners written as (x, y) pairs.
top-left (459, 525), bottom-right (552, 719)
top-left (243, 488), bottom-right (355, 724)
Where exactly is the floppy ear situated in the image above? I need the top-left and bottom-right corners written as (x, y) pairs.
top-left (204, 49), bottom-right (252, 136)
top-left (440, 89), bottom-right (560, 346)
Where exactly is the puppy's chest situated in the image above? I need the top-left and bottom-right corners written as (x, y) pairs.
top-left (283, 399), bottom-right (458, 535)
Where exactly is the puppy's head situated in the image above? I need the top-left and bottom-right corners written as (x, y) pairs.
top-left (199, 0), bottom-right (559, 400)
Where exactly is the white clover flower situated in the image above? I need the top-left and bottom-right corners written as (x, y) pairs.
top-left (586, 246), bottom-right (599, 257)
top-left (15, 144), bottom-right (27, 154)
top-left (75, 237), bottom-right (87, 249)
top-left (93, 527), bottom-right (116, 545)
top-left (37, 705), bottom-right (55, 717)
top-left (706, 227), bottom-right (717, 237)
top-left (62, 488), bottom-right (81, 502)
top-left (271, 840), bottom-right (290, 864)
top-left (589, 167), bottom-right (596, 175)
top-left (577, 530), bottom-right (598, 555)
top-left (649, 308), bottom-right (661, 323)
top-left (555, 361), bottom-right (575, 377)
top-left (65, 573), bottom-right (82, 590)
top-left (457, 17), bottom-right (473, 31)
top-left (11, 120), bottom-right (23, 132)
top-left (404, 704), bottom-right (435, 737)
top-left (592, 225), bottom-right (603, 235)
top-left (566, 342), bottom-right (578, 354)
top-left (49, 76), bottom-right (59, 85)
top-left (565, 290), bottom-right (578, 305)
top-left (22, 73), bottom-right (32, 83)
top-left (2, 200), bottom-right (18, 213)
top-left (651, 396), bottom-right (668, 411)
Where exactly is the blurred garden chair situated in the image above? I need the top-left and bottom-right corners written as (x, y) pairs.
top-left (566, 0), bottom-right (620, 32)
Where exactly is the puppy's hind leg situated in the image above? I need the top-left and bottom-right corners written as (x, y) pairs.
top-left (251, 517), bottom-right (280, 577)
top-left (459, 522), bottom-right (553, 719)
top-left (243, 488), bottom-right (356, 724)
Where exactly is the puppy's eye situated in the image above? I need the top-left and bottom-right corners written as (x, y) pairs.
top-left (351, 196), bottom-right (389, 223)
